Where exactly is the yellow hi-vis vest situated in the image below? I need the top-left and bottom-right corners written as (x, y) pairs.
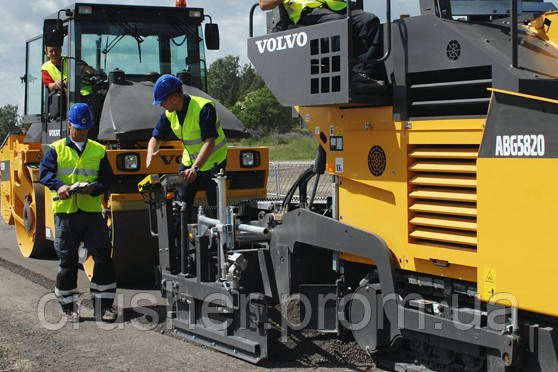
top-left (41, 59), bottom-right (92, 96)
top-left (283, 0), bottom-right (347, 24)
top-left (51, 138), bottom-right (106, 214)
top-left (165, 96), bottom-right (227, 171)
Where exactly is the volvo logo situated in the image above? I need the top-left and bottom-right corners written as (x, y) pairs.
top-left (159, 155), bottom-right (182, 165)
top-left (255, 32), bottom-right (308, 54)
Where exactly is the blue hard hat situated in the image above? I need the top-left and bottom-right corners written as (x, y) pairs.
top-left (67, 103), bottom-right (94, 130)
top-left (153, 74), bottom-right (183, 105)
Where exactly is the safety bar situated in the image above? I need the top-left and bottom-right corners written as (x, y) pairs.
top-left (238, 223), bottom-right (269, 235)
top-left (511, 0), bottom-right (518, 68)
top-left (198, 214), bottom-right (269, 235)
top-left (348, 0), bottom-right (392, 62)
top-left (198, 214), bottom-right (220, 226)
top-left (249, 3), bottom-right (259, 38)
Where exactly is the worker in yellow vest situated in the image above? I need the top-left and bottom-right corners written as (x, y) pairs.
top-left (146, 74), bottom-right (227, 219)
top-left (41, 44), bottom-right (95, 96)
top-left (259, 0), bottom-right (384, 94)
top-left (39, 103), bottom-right (117, 323)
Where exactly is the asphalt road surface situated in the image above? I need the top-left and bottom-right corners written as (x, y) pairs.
top-left (0, 221), bottom-right (381, 371)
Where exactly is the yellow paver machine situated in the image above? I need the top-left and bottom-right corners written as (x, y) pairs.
top-left (142, 0), bottom-right (558, 370)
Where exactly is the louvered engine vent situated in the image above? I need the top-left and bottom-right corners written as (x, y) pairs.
top-left (408, 145), bottom-right (479, 250)
top-left (408, 66), bottom-right (492, 118)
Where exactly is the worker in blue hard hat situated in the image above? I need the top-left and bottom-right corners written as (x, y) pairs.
top-left (146, 74), bottom-right (227, 219)
top-left (39, 103), bottom-right (117, 323)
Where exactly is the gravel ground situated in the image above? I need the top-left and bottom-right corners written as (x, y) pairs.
top-left (0, 251), bottom-right (382, 371)
top-left (0, 260), bottom-right (256, 371)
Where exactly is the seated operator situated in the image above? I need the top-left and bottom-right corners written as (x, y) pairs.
top-left (42, 43), bottom-right (97, 97)
top-left (259, 0), bottom-right (385, 94)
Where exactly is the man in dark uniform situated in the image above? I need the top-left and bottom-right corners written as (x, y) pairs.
top-left (146, 74), bottom-right (227, 219)
top-left (39, 103), bottom-right (117, 323)
top-left (259, 0), bottom-right (384, 93)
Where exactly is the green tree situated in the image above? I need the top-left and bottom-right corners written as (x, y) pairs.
top-left (0, 105), bottom-right (22, 142)
top-left (232, 87), bottom-right (297, 136)
top-left (207, 55), bottom-right (242, 108)
top-left (208, 55), bottom-right (297, 136)
top-left (238, 64), bottom-right (265, 102)
top-left (208, 56), bottom-right (267, 108)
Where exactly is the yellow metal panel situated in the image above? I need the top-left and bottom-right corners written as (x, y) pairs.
top-left (410, 227), bottom-right (477, 246)
top-left (528, 11), bottom-right (558, 47)
top-left (107, 148), bottom-right (183, 176)
top-left (338, 177), bottom-right (408, 266)
top-left (296, 105), bottom-right (485, 282)
top-left (477, 158), bottom-right (558, 316)
top-left (413, 259), bottom-right (477, 282)
top-left (409, 147), bottom-right (478, 159)
top-left (406, 242), bottom-right (478, 267)
top-left (407, 118), bottom-right (485, 131)
top-left (0, 180), bottom-right (12, 225)
top-left (44, 185), bottom-right (55, 241)
top-left (107, 146), bottom-right (269, 178)
top-left (24, 150), bottom-right (42, 166)
top-left (227, 146), bottom-right (269, 172)
top-left (409, 188), bottom-right (477, 202)
top-left (409, 161), bottom-right (477, 173)
top-left (110, 193), bottom-right (147, 212)
top-left (408, 131), bottom-right (483, 144)
top-left (410, 201), bottom-right (477, 217)
top-left (340, 253), bottom-right (375, 266)
top-left (410, 215), bottom-right (477, 231)
top-left (333, 112), bottom-right (409, 271)
top-left (411, 174), bottom-right (477, 188)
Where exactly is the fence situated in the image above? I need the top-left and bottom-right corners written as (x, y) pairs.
top-left (267, 162), bottom-right (333, 200)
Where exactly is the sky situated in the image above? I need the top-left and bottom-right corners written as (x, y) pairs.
top-left (1, 0), bottom-right (556, 112)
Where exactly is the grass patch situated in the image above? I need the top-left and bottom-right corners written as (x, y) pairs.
top-left (230, 133), bottom-right (318, 161)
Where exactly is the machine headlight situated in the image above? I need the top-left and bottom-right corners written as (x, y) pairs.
top-left (117, 153), bottom-right (140, 171)
top-left (240, 150), bottom-right (260, 168)
top-left (78, 6), bottom-right (93, 15)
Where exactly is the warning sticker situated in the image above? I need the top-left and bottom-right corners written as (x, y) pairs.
top-left (483, 267), bottom-right (496, 299)
top-left (485, 269), bottom-right (495, 283)
top-left (335, 158), bottom-right (344, 173)
top-left (45, 227), bottom-right (52, 240)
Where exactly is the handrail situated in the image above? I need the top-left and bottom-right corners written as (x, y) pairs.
top-left (377, 0), bottom-right (392, 62)
top-left (249, 3), bottom-right (259, 38)
top-left (511, 0), bottom-right (518, 68)
top-left (348, 0), bottom-right (392, 63)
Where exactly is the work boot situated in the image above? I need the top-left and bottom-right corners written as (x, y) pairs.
top-left (352, 72), bottom-right (386, 95)
top-left (95, 305), bottom-right (118, 323)
top-left (64, 309), bottom-right (80, 323)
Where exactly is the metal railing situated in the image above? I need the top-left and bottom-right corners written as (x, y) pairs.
top-left (267, 162), bottom-right (333, 200)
